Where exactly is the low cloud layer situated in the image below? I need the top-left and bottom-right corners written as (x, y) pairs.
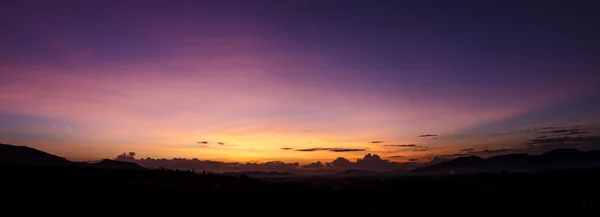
top-left (385, 144), bottom-right (431, 153)
top-left (384, 144), bottom-right (416, 147)
top-left (114, 152), bottom-right (417, 172)
top-left (418, 134), bottom-right (438, 138)
top-left (388, 156), bottom-right (404, 159)
top-left (115, 155), bottom-right (300, 173)
top-left (286, 147), bottom-right (367, 152)
top-left (305, 153), bottom-right (421, 171)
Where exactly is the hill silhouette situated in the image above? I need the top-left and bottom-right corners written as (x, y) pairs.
top-left (0, 143), bottom-right (143, 170)
top-left (89, 159), bottom-right (145, 170)
top-left (413, 148), bottom-right (600, 174)
top-left (0, 143), bottom-right (75, 167)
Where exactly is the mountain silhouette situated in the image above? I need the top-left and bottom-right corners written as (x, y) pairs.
top-left (0, 143), bottom-right (143, 170)
top-left (413, 148), bottom-right (600, 174)
top-left (89, 159), bottom-right (144, 170)
top-left (0, 143), bottom-right (75, 167)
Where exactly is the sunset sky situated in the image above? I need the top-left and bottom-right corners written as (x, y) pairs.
top-left (1, 0), bottom-right (599, 165)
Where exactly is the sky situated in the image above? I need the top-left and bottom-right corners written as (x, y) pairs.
top-left (1, 0), bottom-right (600, 167)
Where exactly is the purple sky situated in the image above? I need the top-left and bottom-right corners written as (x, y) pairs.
top-left (1, 0), bottom-right (600, 166)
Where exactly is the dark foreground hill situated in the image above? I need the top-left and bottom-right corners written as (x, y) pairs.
top-left (0, 143), bottom-right (75, 167)
top-left (222, 170), bottom-right (295, 178)
top-left (88, 159), bottom-right (145, 170)
top-left (2, 143), bottom-right (600, 215)
top-left (0, 143), bottom-right (143, 170)
top-left (2, 165), bottom-right (600, 216)
top-left (413, 148), bottom-right (600, 174)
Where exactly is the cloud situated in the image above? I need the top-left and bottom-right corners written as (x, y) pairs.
top-left (292, 147), bottom-right (366, 152)
top-left (385, 144), bottom-right (431, 152)
top-left (409, 158), bottom-right (419, 162)
top-left (388, 156), bottom-right (404, 159)
top-left (535, 126), bottom-right (590, 136)
top-left (411, 146), bottom-right (430, 152)
top-left (313, 153), bottom-right (422, 171)
top-left (198, 141), bottom-right (208, 144)
top-left (482, 148), bottom-right (513, 154)
top-left (541, 129), bottom-right (570, 134)
top-left (371, 140), bottom-right (384, 144)
top-left (565, 129), bottom-right (589, 135)
top-left (217, 142), bottom-right (225, 145)
top-left (460, 148), bottom-right (474, 152)
top-left (280, 148), bottom-right (294, 150)
top-left (302, 161), bottom-right (324, 169)
top-left (329, 148), bottom-right (366, 152)
top-left (295, 148), bottom-right (330, 152)
top-left (327, 157), bottom-right (352, 168)
top-left (524, 136), bottom-right (600, 146)
top-left (384, 144), bottom-right (416, 147)
top-left (418, 134), bottom-right (438, 138)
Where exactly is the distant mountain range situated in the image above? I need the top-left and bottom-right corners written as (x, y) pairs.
top-left (3, 143), bottom-right (600, 175)
top-left (412, 148), bottom-right (600, 174)
top-left (0, 143), bottom-right (143, 170)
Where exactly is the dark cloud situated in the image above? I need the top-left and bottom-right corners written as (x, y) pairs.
top-left (409, 158), bottom-right (419, 162)
top-left (198, 141), bottom-right (208, 144)
top-left (418, 134), bottom-right (438, 138)
top-left (535, 126), bottom-right (589, 136)
top-left (483, 148), bottom-right (513, 154)
top-left (327, 157), bottom-right (352, 168)
top-left (541, 129), bottom-right (570, 134)
top-left (411, 146), bottom-right (430, 152)
top-left (280, 148), bottom-right (294, 150)
top-left (524, 136), bottom-right (600, 146)
top-left (541, 126), bottom-right (563, 130)
top-left (312, 154), bottom-right (423, 171)
top-left (388, 156), bottom-right (404, 159)
top-left (460, 148), bottom-right (474, 152)
top-left (294, 147), bottom-right (366, 152)
top-left (565, 129), bottom-right (589, 135)
top-left (217, 142), bottom-right (225, 145)
top-left (371, 140), bottom-right (384, 144)
top-left (384, 144), bottom-right (416, 147)
top-left (385, 144), bottom-right (431, 152)
top-left (302, 161), bottom-right (324, 169)
top-left (329, 148), bottom-right (366, 152)
top-left (295, 148), bottom-right (329, 152)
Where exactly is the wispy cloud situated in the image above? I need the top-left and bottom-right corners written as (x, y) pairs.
top-left (388, 155), bottom-right (404, 159)
top-left (524, 136), bottom-right (599, 146)
top-left (291, 147), bottom-right (366, 152)
top-left (418, 134), bottom-right (438, 138)
top-left (384, 144), bottom-right (416, 147)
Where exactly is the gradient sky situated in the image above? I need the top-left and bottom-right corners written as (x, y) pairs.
top-left (1, 0), bottom-right (600, 164)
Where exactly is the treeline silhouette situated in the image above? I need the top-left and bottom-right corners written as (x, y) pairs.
top-left (2, 165), bottom-right (600, 216)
